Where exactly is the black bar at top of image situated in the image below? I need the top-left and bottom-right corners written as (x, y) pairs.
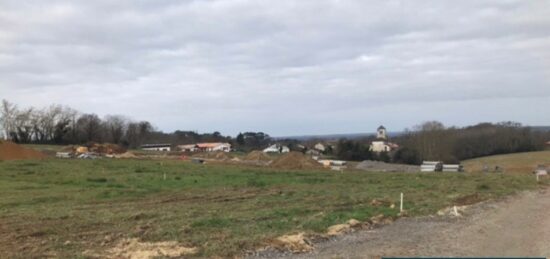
top-left (383, 258), bottom-right (546, 259)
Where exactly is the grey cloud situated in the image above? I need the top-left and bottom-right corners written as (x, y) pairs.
top-left (1, 0), bottom-right (549, 136)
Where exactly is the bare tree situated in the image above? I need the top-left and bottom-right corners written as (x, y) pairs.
top-left (104, 115), bottom-right (128, 144)
top-left (126, 121), bottom-right (153, 148)
top-left (0, 100), bottom-right (17, 140)
top-left (77, 114), bottom-right (104, 143)
top-left (40, 105), bottom-right (63, 142)
top-left (12, 107), bottom-right (34, 143)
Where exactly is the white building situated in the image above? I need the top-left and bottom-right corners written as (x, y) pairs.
top-left (177, 143), bottom-right (231, 152)
top-left (141, 144), bottom-right (171, 151)
top-left (178, 144), bottom-right (197, 152)
top-left (314, 143), bottom-right (326, 152)
top-left (370, 141), bottom-right (394, 152)
top-left (263, 144), bottom-right (290, 153)
top-left (376, 125), bottom-right (387, 139)
top-left (370, 125), bottom-right (398, 153)
top-left (196, 142), bottom-right (231, 152)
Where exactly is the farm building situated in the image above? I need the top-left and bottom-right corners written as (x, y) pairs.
top-left (141, 144), bottom-right (171, 151)
top-left (178, 144), bottom-right (198, 152)
top-left (263, 144), bottom-right (290, 153)
top-left (196, 142), bottom-right (231, 152)
top-left (177, 143), bottom-right (231, 152)
top-left (370, 125), bottom-right (399, 153)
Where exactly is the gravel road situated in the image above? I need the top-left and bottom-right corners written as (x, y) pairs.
top-left (253, 189), bottom-right (550, 259)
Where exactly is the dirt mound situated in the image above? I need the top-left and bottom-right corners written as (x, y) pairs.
top-left (270, 152), bottom-right (323, 170)
top-left (89, 143), bottom-right (126, 154)
top-left (0, 141), bottom-right (46, 161)
top-left (244, 151), bottom-right (272, 162)
top-left (114, 152), bottom-right (138, 159)
top-left (272, 233), bottom-right (313, 253)
top-left (61, 143), bottom-right (126, 155)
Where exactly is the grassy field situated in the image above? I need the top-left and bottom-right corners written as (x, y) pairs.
top-left (0, 158), bottom-right (546, 258)
top-left (463, 150), bottom-right (550, 174)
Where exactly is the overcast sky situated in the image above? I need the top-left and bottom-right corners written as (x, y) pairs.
top-left (1, 0), bottom-right (549, 136)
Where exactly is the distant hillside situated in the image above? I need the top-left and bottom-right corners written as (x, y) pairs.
top-left (463, 150), bottom-right (550, 174)
top-left (530, 126), bottom-right (550, 132)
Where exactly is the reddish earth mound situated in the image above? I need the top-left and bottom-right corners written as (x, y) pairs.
top-left (88, 143), bottom-right (126, 154)
top-left (0, 141), bottom-right (46, 161)
top-left (270, 152), bottom-right (323, 170)
top-left (62, 143), bottom-right (126, 155)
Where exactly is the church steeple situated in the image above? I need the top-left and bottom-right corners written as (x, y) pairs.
top-left (377, 125), bottom-right (387, 140)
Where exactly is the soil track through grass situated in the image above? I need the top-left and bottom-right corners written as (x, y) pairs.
top-left (257, 188), bottom-right (550, 258)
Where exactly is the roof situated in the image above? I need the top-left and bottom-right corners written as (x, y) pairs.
top-left (196, 142), bottom-right (231, 148)
top-left (377, 125), bottom-right (386, 130)
top-left (178, 144), bottom-right (197, 148)
top-left (141, 144), bottom-right (171, 148)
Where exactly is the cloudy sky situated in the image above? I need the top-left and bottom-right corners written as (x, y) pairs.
top-left (1, 0), bottom-right (549, 136)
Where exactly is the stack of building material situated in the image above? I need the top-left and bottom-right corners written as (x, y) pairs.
top-left (56, 152), bottom-right (72, 158)
top-left (421, 161), bottom-right (442, 172)
top-left (534, 165), bottom-right (548, 175)
top-left (442, 164), bottom-right (463, 172)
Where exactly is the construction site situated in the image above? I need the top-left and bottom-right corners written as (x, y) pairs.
top-left (1, 139), bottom-right (549, 258)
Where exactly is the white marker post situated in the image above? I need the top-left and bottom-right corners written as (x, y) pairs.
top-left (163, 172), bottom-right (166, 180)
top-left (400, 192), bottom-right (403, 213)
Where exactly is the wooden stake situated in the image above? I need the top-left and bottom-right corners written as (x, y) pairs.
top-left (400, 192), bottom-right (403, 212)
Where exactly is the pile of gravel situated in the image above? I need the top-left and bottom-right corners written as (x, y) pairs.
top-left (356, 160), bottom-right (419, 172)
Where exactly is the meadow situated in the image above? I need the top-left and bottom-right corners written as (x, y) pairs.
top-left (463, 150), bottom-right (550, 174)
top-left (0, 158), bottom-right (544, 257)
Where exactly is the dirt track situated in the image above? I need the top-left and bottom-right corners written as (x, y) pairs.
top-left (256, 189), bottom-right (550, 258)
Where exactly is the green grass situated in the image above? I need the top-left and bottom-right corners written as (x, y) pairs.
top-left (463, 150), bottom-right (550, 174)
top-left (0, 158), bottom-right (545, 257)
top-left (21, 144), bottom-right (66, 152)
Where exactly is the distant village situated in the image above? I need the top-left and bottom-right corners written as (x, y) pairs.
top-left (141, 125), bottom-right (399, 154)
top-left (3, 100), bottom-right (549, 174)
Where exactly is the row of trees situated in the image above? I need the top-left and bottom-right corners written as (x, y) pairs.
top-left (0, 100), bottom-right (272, 150)
top-left (335, 121), bottom-right (549, 164)
top-left (393, 121), bottom-right (548, 164)
top-left (335, 139), bottom-right (390, 162)
top-left (0, 100), bottom-right (154, 147)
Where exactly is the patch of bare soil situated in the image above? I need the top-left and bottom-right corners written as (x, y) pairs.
top-left (192, 151), bottom-right (231, 161)
top-left (453, 193), bottom-right (483, 206)
top-left (356, 160), bottom-right (419, 172)
top-left (100, 238), bottom-right (197, 259)
top-left (250, 189), bottom-right (550, 259)
top-left (0, 140), bottom-right (46, 161)
top-left (270, 152), bottom-right (323, 170)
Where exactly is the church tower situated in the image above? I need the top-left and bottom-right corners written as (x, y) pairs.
top-left (377, 125), bottom-right (387, 140)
